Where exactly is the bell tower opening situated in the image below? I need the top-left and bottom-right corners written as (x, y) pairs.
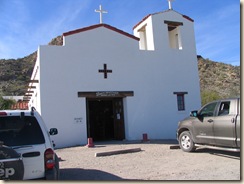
top-left (165, 20), bottom-right (183, 50)
top-left (138, 25), bottom-right (148, 50)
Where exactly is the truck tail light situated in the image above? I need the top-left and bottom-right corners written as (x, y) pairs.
top-left (44, 148), bottom-right (55, 170)
top-left (0, 112), bottom-right (7, 116)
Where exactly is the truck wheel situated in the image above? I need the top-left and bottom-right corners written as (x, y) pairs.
top-left (179, 131), bottom-right (196, 152)
top-left (0, 145), bottom-right (24, 180)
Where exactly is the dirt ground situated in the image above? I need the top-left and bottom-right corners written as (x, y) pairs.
top-left (55, 140), bottom-right (241, 181)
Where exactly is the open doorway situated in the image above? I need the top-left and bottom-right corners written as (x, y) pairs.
top-left (87, 98), bottom-right (125, 141)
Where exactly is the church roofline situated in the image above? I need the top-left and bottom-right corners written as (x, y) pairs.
top-left (63, 24), bottom-right (140, 41)
top-left (182, 14), bottom-right (194, 22)
top-left (133, 9), bottom-right (194, 30)
top-left (133, 14), bottom-right (152, 30)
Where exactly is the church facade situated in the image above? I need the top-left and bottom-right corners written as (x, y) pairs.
top-left (27, 9), bottom-right (201, 148)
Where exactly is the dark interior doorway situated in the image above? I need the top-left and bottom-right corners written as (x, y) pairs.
top-left (87, 98), bottom-right (125, 141)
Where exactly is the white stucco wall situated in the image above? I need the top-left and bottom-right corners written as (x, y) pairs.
top-left (29, 10), bottom-right (201, 148)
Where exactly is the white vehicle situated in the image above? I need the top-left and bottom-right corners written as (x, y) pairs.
top-left (0, 107), bottom-right (59, 180)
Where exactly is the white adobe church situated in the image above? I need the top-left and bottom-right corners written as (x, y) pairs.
top-left (27, 2), bottom-right (201, 148)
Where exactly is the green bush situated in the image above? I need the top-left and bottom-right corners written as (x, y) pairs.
top-left (201, 90), bottom-right (221, 106)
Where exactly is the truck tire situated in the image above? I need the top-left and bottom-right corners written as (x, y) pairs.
top-left (0, 145), bottom-right (24, 180)
top-left (54, 154), bottom-right (60, 180)
top-left (179, 131), bottom-right (196, 152)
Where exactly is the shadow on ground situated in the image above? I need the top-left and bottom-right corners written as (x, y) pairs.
top-left (196, 148), bottom-right (240, 160)
top-left (60, 168), bottom-right (124, 180)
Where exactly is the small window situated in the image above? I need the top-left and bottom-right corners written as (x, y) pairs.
top-left (174, 92), bottom-right (188, 111)
top-left (177, 94), bottom-right (185, 111)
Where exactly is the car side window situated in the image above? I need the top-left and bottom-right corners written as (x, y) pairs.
top-left (199, 102), bottom-right (218, 117)
top-left (218, 101), bottom-right (230, 116)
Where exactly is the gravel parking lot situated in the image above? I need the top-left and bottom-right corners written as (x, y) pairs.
top-left (55, 140), bottom-right (240, 181)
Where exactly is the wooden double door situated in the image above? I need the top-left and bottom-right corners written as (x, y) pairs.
top-left (87, 98), bottom-right (125, 141)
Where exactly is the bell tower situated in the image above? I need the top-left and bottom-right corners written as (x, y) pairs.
top-left (133, 2), bottom-right (196, 53)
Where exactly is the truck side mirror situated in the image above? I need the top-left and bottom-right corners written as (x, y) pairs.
top-left (190, 111), bottom-right (198, 117)
top-left (49, 128), bottom-right (58, 135)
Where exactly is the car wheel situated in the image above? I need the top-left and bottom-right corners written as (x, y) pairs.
top-left (179, 131), bottom-right (196, 152)
top-left (0, 145), bottom-right (24, 180)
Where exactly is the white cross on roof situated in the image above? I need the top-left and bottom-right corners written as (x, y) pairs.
top-left (95, 5), bottom-right (108, 24)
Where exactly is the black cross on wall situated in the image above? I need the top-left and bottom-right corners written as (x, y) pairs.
top-left (98, 64), bottom-right (112, 79)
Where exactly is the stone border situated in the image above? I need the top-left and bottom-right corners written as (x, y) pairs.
top-left (95, 148), bottom-right (142, 157)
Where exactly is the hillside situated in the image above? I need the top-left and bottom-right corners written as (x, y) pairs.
top-left (197, 56), bottom-right (240, 99)
top-left (0, 52), bottom-right (36, 95)
top-left (0, 36), bottom-right (62, 96)
top-left (0, 36), bottom-right (240, 102)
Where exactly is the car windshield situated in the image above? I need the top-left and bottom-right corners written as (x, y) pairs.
top-left (0, 116), bottom-right (45, 147)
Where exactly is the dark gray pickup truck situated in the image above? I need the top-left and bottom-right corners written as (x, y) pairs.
top-left (177, 98), bottom-right (240, 152)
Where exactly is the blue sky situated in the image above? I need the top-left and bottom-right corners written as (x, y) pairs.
top-left (0, 0), bottom-right (240, 66)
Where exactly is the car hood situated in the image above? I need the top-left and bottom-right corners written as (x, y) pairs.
top-left (181, 116), bottom-right (195, 122)
top-left (178, 116), bottom-right (196, 126)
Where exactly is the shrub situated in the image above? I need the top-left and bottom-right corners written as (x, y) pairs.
top-left (201, 90), bottom-right (221, 106)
